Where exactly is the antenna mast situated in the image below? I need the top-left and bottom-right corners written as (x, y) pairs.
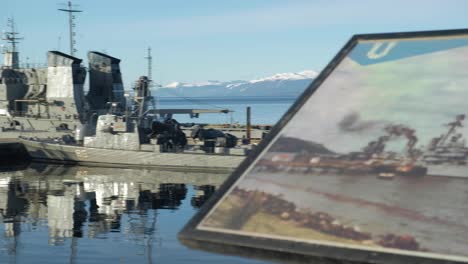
top-left (2, 18), bottom-right (23, 53)
top-left (144, 47), bottom-right (153, 82)
top-left (2, 18), bottom-right (23, 68)
top-left (144, 47), bottom-right (159, 110)
top-left (58, 1), bottom-right (82, 56)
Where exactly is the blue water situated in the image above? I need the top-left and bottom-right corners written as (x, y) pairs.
top-left (0, 164), bottom-right (271, 264)
top-left (156, 97), bottom-right (295, 125)
top-left (0, 98), bottom-right (295, 264)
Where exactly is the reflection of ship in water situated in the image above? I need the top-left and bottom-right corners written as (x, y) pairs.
top-left (0, 163), bottom-right (225, 249)
top-left (191, 185), bottom-right (216, 208)
top-left (261, 114), bottom-right (468, 178)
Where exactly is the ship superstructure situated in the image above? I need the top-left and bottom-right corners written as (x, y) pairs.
top-left (423, 114), bottom-right (468, 165)
top-left (0, 18), bottom-right (81, 135)
top-left (0, 50), bottom-right (122, 137)
top-left (0, 19), bottom-right (138, 138)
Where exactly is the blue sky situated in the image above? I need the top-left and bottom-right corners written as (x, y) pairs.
top-left (2, 0), bottom-right (468, 87)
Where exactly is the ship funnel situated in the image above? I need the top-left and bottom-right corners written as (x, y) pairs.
top-left (46, 51), bottom-right (86, 119)
top-left (87, 51), bottom-right (126, 113)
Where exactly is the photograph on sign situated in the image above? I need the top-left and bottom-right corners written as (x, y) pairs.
top-left (193, 33), bottom-right (468, 263)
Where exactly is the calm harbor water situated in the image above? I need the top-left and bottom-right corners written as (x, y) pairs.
top-left (0, 98), bottom-right (294, 264)
top-left (0, 163), bottom-right (269, 264)
top-left (156, 97), bottom-right (295, 125)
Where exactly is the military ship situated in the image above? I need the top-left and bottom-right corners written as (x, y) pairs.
top-left (258, 124), bottom-right (428, 177)
top-left (259, 114), bottom-right (468, 178)
top-left (422, 114), bottom-right (468, 178)
top-left (0, 11), bottom-right (270, 170)
top-left (19, 113), bottom-right (250, 172)
top-left (18, 74), bottom-right (253, 172)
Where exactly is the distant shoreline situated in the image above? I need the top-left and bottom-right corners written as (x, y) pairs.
top-left (156, 96), bottom-right (298, 102)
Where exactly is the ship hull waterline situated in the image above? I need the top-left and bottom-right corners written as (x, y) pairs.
top-left (20, 139), bottom-right (245, 173)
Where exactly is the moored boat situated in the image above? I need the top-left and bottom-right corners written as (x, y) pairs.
top-left (20, 138), bottom-right (246, 173)
top-left (20, 112), bottom-right (251, 172)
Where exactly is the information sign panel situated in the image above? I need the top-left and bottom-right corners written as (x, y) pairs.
top-left (180, 29), bottom-right (468, 264)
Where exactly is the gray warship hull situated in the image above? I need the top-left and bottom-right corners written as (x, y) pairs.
top-left (20, 138), bottom-right (246, 173)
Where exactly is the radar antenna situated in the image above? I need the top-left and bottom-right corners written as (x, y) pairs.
top-left (58, 1), bottom-right (82, 56)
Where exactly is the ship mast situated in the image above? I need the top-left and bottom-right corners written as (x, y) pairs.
top-left (144, 47), bottom-right (153, 83)
top-left (438, 114), bottom-right (465, 147)
top-left (58, 1), bottom-right (82, 56)
top-left (1, 17), bottom-right (23, 69)
top-left (144, 46), bottom-right (158, 110)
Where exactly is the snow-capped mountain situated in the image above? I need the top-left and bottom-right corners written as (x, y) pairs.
top-left (250, 70), bottom-right (318, 83)
top-left (155, 70), bottom-right (318, 98)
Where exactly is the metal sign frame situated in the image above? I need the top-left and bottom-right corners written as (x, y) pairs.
top-left (179, 28), bottom-right (468, 264)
